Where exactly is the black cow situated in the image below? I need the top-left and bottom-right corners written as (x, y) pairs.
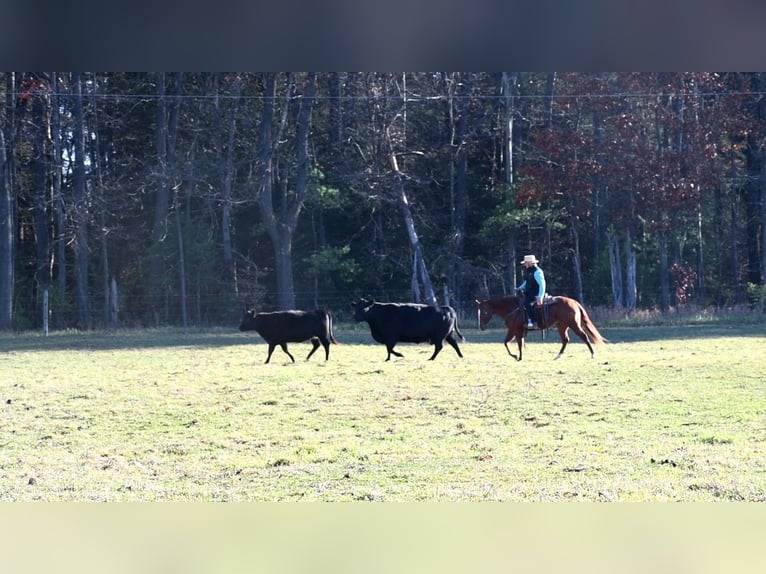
top-left (239, 309), bottom-right (338, 363)
top-left (351, 298), bottom-right (464, 361)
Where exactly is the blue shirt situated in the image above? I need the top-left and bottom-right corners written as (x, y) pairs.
top-left (518, 267), bottom-right (546, 300)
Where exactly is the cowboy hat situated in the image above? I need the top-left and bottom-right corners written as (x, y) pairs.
top-left (520, 254), bottom-right (539, 264)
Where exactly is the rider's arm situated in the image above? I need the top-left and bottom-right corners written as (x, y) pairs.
top-left (533, 269), bottom-right (546, 301)
top-left (517, 280), bottom-right (527, 292)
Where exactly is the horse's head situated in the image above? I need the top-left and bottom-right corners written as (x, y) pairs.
top-left (475, 299), bottom-right (492, 331)
top-left (476, 297), bottom-right (520, 330)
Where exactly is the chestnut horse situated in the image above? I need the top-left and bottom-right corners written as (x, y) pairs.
top-left (475, 295), bottom-right (607, 361)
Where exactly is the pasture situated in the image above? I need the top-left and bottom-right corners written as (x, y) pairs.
top-left (1, 323), bottom-right (764, 501)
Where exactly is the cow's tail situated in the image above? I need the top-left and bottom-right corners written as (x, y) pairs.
top-left (576, 301), bottom-right (607, 346)
top-left (327, 311), bottom-right (340, 345)
top-left (452, 310), bottom-right (466, 341)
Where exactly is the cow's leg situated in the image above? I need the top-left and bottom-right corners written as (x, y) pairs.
top-left (305, 337), bottom-right (321, 361)
top-left (265, 344), bottom-right (277, 363)
top-left (428, 341), bottom-right (444, 360)
top-left (280, 343), bottom-right (296, 362)
top-left (386, 343), bottom-right (404, 361)
top-left (445, 334), bottom-right (463, 358)
top-left (319, 336), bottom-right (331, 361)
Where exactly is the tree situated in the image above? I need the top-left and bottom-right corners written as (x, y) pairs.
top-left (0, 73), bottom-right (14, 330)
top-left (71, 72), bottom-right (90, 329)
top-left (252, 72), bottom-right (317, 310)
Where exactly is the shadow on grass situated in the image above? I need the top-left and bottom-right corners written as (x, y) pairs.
top-left (464, 322), bottom-right (765, 346)
top-left (0, 322), bottom-right (762, 353)
top-left (0, 328), bottom-right (251, 353)
top-left (0, 326), bottom-right (386, 353)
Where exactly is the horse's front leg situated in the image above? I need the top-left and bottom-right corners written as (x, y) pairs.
top-left (503, 330), bottom-right (516, 358)
top-left (553, 326), bottom-right (569, 360)
top-left (504, 340), bottom-right (522, 361)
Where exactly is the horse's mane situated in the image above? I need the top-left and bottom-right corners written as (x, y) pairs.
top-left (486, 295), bottom-right (520, 309)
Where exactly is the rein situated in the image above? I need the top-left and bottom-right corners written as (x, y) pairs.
top-left (504, 308), bottom-right (521, 321)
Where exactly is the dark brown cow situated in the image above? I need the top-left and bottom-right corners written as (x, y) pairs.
top-left (239, 309), bottom-right (338, 363)
top-left (351, 298), bottom-right (464, 361)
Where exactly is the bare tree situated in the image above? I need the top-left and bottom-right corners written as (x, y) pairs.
top-left (0, 73), bottom-right (14, 330)
top-left (253, 72), bottom-right (317, 310)
top-left (71, 72), bottom-right (90, 329)
top-left (152, 72), bottom-right (182, 322)
top-left (385, 75), bottom-right (436, 305)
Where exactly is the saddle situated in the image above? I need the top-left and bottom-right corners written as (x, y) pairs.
top-left (524, 294), bottom-right (557, 329)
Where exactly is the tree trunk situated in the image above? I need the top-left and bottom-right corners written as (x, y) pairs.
top-left (254, 73), bottom-right (316, 310)
top-left (396, 174), bottom-right (436, 305)
top-left (657, 230), bottom-right (670, 311)
top-left (151, 72), bottom-right (169, 321)
top-left (31, 79), bottom-right (51, 325)
top-left (447, 73), bottom-right (470, 307)
top-left (762, 146), bottom-right (766, 284)
top-left (697, 201), bottom-right (706, 301)
top-left (607, 228), bottom-right (623, 307)
top-left (0, 73), bottom-right (13, 330)
top-left (545, 72), bottom-right (556, 127)
top-left (571, 217), bottom-right (583, 302)
top-left (502, 72), bottom-right (519, 295)
top-left (221, 75), bottom-right (241, 289)
top-left (72, 72), bottom-right (90, 329)
top-left (152, 72), bottom-right (182, 322)
top-left (386, 112), bottom-right (437, 306)
top-left (732, 195), bottom-right (745, 304)
top-left (51, 72), bottom-right (66, 328)
top-left (89, 88), bottom-right (111, 329)
top-left (174, 185), bottom-right (188, 328)
top-left (502, 72), bottom-right (516, 186)
top-left (625, 228), bottom-right (637, 310)
top-left (109, 277), bottom-right (119, 328)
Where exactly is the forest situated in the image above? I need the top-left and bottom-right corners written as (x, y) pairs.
top-left (1, 72), bottom-right (765, 331)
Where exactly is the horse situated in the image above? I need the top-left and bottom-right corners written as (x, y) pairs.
top-left (475, 295), bottom-right (608, 361)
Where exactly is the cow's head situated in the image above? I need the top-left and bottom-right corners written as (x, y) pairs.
top-left (239, 309), bottom-right (258, 331)
top-left (351, 298), bottom-right (374, 321)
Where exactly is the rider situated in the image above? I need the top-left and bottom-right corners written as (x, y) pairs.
top-left (517, 254), bottom-right (546, 328)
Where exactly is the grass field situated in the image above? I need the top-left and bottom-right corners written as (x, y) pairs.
top-left (1, 323), bottom-right (764, 501)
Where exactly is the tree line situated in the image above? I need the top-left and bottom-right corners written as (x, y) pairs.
top-left (1, 72), bottom-right (765, 331)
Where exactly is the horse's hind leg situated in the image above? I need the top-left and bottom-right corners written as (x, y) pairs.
top-left (571, 324), bottom-right (596, 358)
top-left (554, 326), bottom-right (569, 360)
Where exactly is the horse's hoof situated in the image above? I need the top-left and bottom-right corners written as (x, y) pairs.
top-left (553, 355), bottom-right (562, 360)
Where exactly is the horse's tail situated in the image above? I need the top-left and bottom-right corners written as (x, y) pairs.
top-left (576, 301), bottom-right (608, 346)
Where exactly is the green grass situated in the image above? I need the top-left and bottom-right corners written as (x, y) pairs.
top-left (1, 324), bottom-right (764, 501)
